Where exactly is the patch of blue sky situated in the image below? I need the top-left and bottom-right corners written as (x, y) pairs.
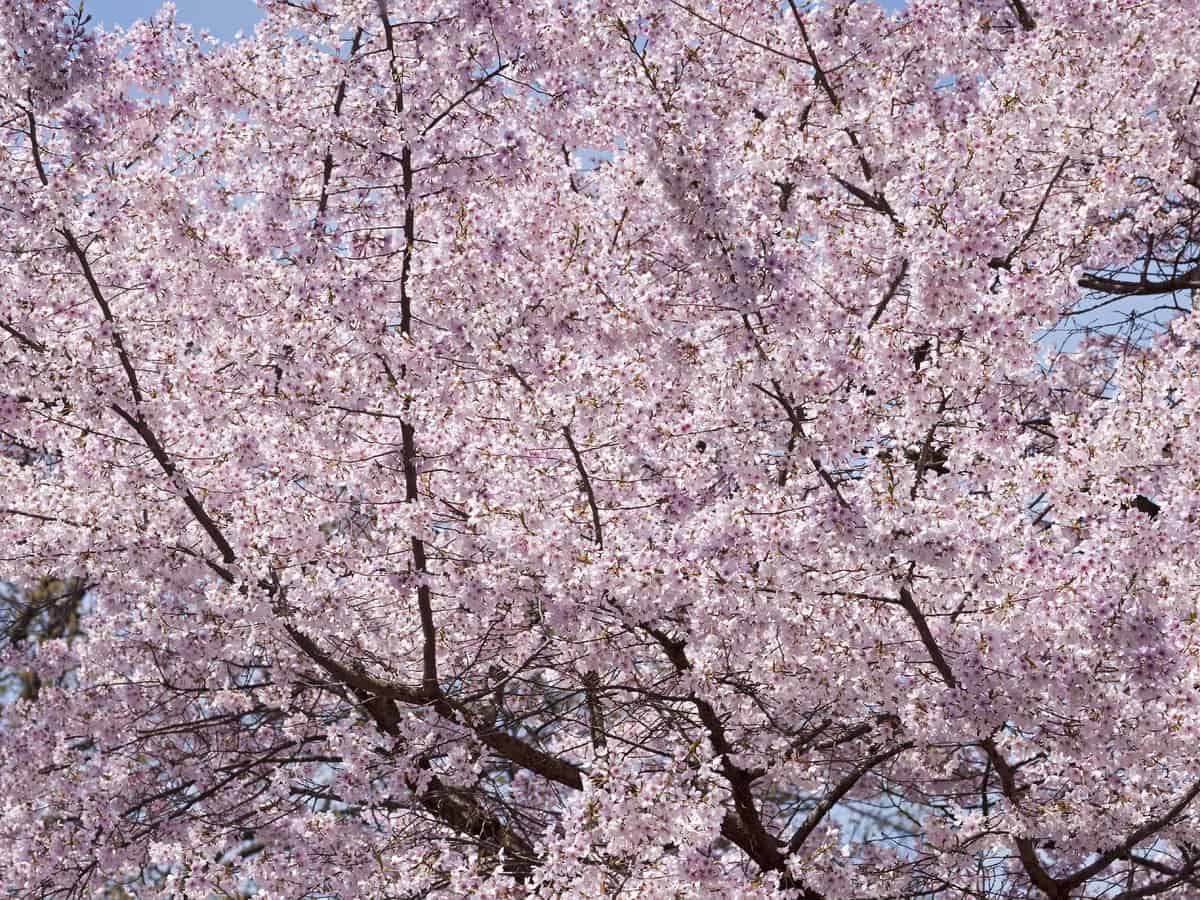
top-left (85, 0), bottom-right (909, 45)
top-left (84, 0), bottom-right (260, 40)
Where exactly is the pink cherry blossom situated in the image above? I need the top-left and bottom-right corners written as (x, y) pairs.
top-left (2, 0), bottom-right (1200, 896)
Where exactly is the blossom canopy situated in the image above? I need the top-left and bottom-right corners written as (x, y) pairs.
top-left (2, 0), bottom-right (1200, 897)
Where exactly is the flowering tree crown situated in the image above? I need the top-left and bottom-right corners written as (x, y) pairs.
top-left (2, 0), bottom-right (1200, 896)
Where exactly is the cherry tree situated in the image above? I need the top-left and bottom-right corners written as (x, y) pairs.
top-left (2, 0), bottom-right (1200, 896)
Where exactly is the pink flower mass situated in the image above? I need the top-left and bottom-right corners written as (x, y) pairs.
top-left (2, 0), bottom-right (1200, 896)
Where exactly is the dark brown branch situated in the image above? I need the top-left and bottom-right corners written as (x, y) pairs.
top-left (786, 742), bottom-right (914, 854)
top-left (980, 737), bottom-right (1062, 897)
top-left (411, 536), bottom-right (438, 696)
top-left (283, 714), bottom-right (540, 878)
top-left (398, 400), bottom-right (436, 701)
top-left (642, 627), bottom-right (786, 874)
top-left (383, 106), bottom-right (444, 754)
top-left (667, 0), bottom-right (807, 65)
top-left (1061, 776), bottom-right (1200, 892)
top-left (378, 8), bottom-right (403, 114)
top-left (774, 178), bottom-right (796, 212)
top-left (60, 227), bottom-right (144, 405)
top-left (448, 699), bottom-right (586, 790)
top-left (110, 404), bottom-right (237, 564)
top-left (616, 20), bottom-right (669, 111)
top-left (831, 174), bottom-right (899, 224)
top-left (60, 228), bottom-right (238, 565)
top-left (868, 259), bottom-right (909, 328)
top-left (1, 508), bottom-right (86, 528)
top-left (563, 426), bottom-right (603, 549)
top-left (284, 623), bottom-right (586, 791)
top-left (751, 381), bottom-right (802, 430)
top-left (420, 60), bottom-right (512, 136)
top-left (896, 579), bottom-right (957, 688)
top-left (25, 107), bottom-right (49, 187)
top-left (786, 0), bottom-right (839, 110)
top-left (810, 457), bottom-right (851, 508)
top-left (285, 623), bottom-right (427, 706)
top-left (1076, 265), bottom-right (1200, 298)
top-left (1125, 853), bottom-right (1192, 881)
top-left (317, 28), bottom-right (363, 215)
top-left (561, 143), bottom-right (582, 195)
top-left (1128, 495), bottom-right (1160, 519)
top-left (989, 156), bottom-right (1068, 271)
top-left (911, 394), bottom-right (950, 498)
top-left (505, 363), bottom-right (534, 395)
top-left (0, 319), bottom-right (46, 353)
top-left (416, 769), bottom-right (539, 880)
top-left (786, 0), bottom-right (900, 229)
top-left (1008, 0), bottom-right (1037, 30)
top-left (751, 380), bottom-right (850, 505)
top-left (981, 753), bottom-right (993, 815)
top-left (399, 144), bottom-right (415, 336)
top-left (583, 670), bottom-right (607, 752)
top-left (1114, 861), bottom-right (1200, 900)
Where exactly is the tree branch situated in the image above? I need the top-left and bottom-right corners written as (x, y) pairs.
top-left (989, 156), bottom-right (1069, 271)
top-left (1076, 265), bottom-right (1200, 298)
top-left (0, 319), bottom-right (46, 353)
top-left (110, 403), bottom-right (237, 564)
top-left (642, 626), bottom-right (787, 874)
top-left (420, 60), bottom-right (513, 137)
top-left (1008, 0), bottom-right (1037, 30)
top-left (1061, 776), bottom-right (1200, 892)
top-left (896, 578), bottom-right (957, 688)
top-left (563, 425), bottom-right (603, 549)
top-left (786, 742), bottom-right (914, 854)
top-left (25, 106), bottom-right (49, 187)
top-left (60, 227), bottom-right (144, 405)
top-left (980, 737), bottom-right (1063, 897)
top-left (868, 259), bottom-right (909, 329)
top-left (317, 27), bottom-right (363, 215)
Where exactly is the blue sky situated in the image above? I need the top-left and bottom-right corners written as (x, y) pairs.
top-left (85, 0), bottom-right (907, 41)
top-left (85, 0), bottom-right (261, 38)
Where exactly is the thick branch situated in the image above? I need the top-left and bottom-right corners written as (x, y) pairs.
top-left (910, 394), bottom-right (950, 498)
top-left (398, 143), bottom-right (416, 336)
top-left (1008, 0), bottom-right (1037, 30)
top-left (643, 627), bottom-right (786, 873)
top-left (583, 669), bottom-right (607, 752)
top-left (896, 580), bottom-right (957, 688)
top-left (831, 174), bottom-right (899, 224)
top-left (0, 319), bottom-right (46, 353)
top-left (980, 737), bottom-right (1063, 897)
top-left (285, 622), bottom-right (426, 708)
top-left (1076, 266), bottom-right (1200, 298)
top-left (285, 624), bottom-right (586, 791)
top-left (416, 769), bottom-right (539, 880)
top-left (25, 107), bottom-right (49, 187)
